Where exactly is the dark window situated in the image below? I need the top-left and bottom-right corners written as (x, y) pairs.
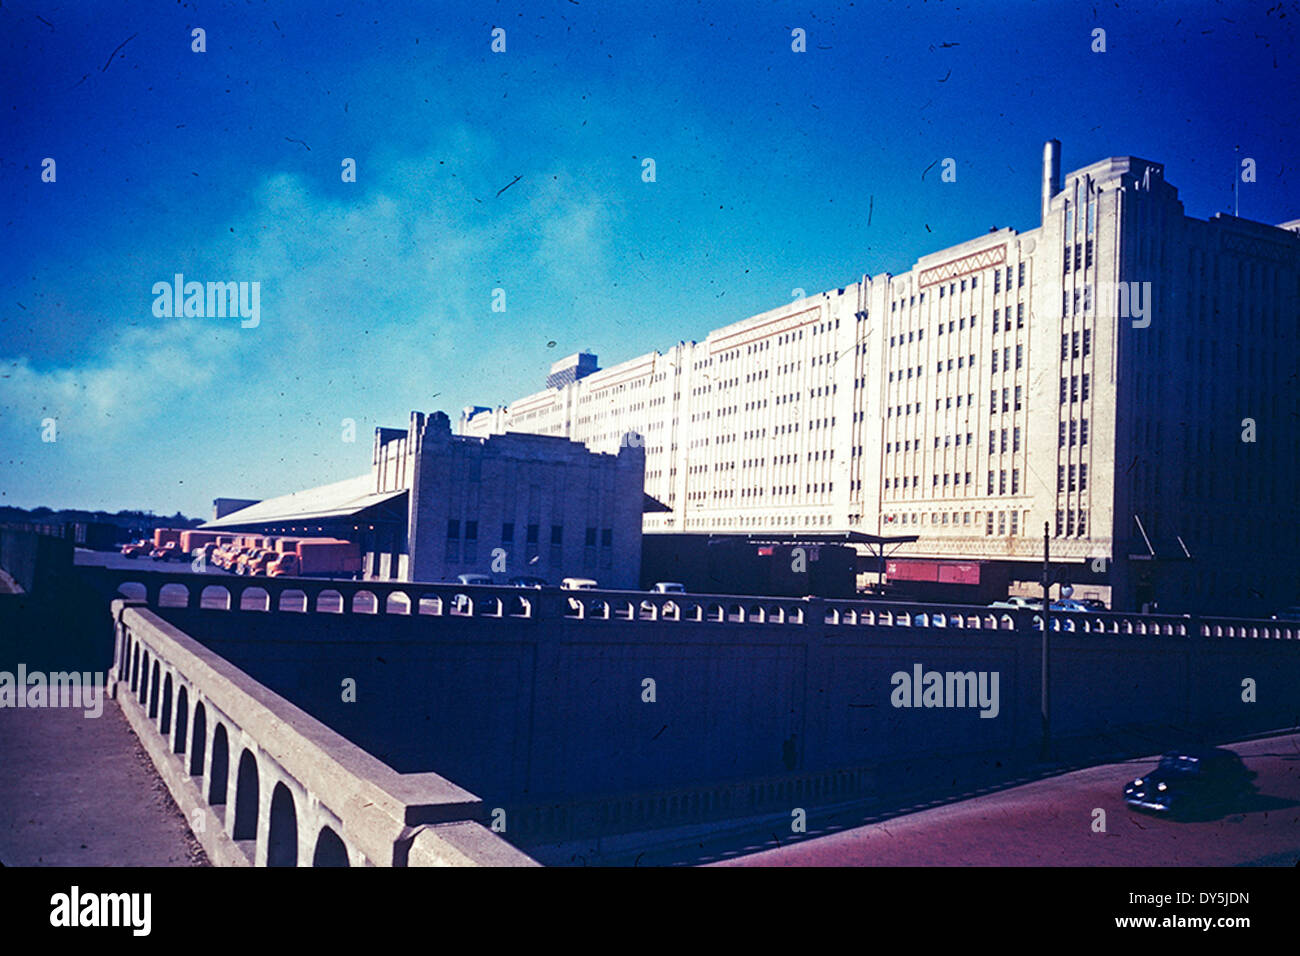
top-left (550, 525), bottom-right (563, 545)
top-left (446, 519), bottom-right (460, 539)
top-left (601, 529), bottom-right (613, 547)
top-left (526, 524), bottom-right (539, 544)
top-left (501, 522), bottom-right (514, 541)
top-left (585, 527), bottom-right (597, 547)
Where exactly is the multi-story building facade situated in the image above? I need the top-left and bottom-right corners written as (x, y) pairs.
top-left (463, 142), bottom-right (1300, 614)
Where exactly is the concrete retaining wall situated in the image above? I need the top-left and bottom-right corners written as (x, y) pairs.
top-left (83, 569), bottom-right (1300, 845)
top-left (0, 528), bottom-right (72, 594)
top-left (139, 586), bottom-right (1300, 812)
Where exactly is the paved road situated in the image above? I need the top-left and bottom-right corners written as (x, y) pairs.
top-left (711, 734), bottom-right (1300, 866)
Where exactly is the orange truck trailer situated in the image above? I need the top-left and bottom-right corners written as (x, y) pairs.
top-left (179, 530), bottom-right (225, 554)
top-left (267, 538), bottom-right (362, 579)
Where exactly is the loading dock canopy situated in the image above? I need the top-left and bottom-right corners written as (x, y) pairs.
top-left (643, 493), bottom-right (672, 513)
top-left (705, 531), bottom-right (920, 574)
top-left (706, 532), bottom-right (919, 547)
top-left (201, 474), bottom-right (406, 529)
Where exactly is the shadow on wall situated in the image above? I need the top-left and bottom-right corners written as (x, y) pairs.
top-left (152, 605), bottom-right (1300, 814)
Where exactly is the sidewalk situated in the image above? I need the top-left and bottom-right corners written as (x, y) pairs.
top-left (0, 695), bottom-right (208, 866)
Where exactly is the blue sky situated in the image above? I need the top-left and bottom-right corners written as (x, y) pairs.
top-left (2, 0), bottom-right (1297, 517)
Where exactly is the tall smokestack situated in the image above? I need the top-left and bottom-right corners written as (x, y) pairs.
top-left (1042, 139), bottom-right (1061, 222)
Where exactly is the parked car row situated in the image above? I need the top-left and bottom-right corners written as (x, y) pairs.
top-left (445, 574), bottom-right (690, 615)
top-left (988, 596), bottom-right (1109, 612)
top-left (121, 530), bottom-right (190, 562)
top-left (119, 538), bottom-right (186, 561)
top-left (450, 573), bottom-right (686, 594)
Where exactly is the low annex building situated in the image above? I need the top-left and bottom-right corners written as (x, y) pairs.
top-left (205, 410), bottom-right (646, 588)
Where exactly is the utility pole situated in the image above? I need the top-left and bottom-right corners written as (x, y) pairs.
top-left (1040, 522), bottom-right (1052, 762)
top-left (1234, 144), bottom-right (1240, 218)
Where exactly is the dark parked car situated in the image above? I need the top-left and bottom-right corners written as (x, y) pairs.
top-left (508, 576), bottom-right (547, 588)
top-left (1123, 748), bottom-right (1256, 817)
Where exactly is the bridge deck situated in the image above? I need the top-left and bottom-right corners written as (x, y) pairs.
top-left (0, 698), bottom-right (207, 866)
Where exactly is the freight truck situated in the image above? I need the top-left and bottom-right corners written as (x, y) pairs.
top-left (179, 530), bottom-right (225, 554)
top-left (267, 538), bottom-right (361, 579)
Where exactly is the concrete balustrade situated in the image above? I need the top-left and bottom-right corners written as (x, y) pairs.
top-left (91, 565), bottom-right (1300, 856)
top-left (108, 598), bottom-right (537, 867)
top-left (78, 565), bottom-right (1300, 640)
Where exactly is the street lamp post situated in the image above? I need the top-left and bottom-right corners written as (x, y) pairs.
top-left (1040, 522), bottom-right (1051, 762)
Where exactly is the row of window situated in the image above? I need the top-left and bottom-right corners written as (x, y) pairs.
top-left (889, 303), bottom-right (1019, 348)
top-left (1063, 240), bottom-right (1095, 273)
top-left (1061, 329), bottom-right (1092, 359)
top-left (886, 427), bottom-right (1024, 455)
top-left (1058, 419), bottom-right (1090, 446)
top-left (1059, 374), bottom-right (1092, 403)
top-left (1055, 509), bottom-right (1088, 537)
top-left (888, 302), bottom-right (1027, 345)
top-left (882, 509), bottom-right (1024, 535)
top-left (1063, 286), bottom-right (1094, 315)
top-left (883, 469), bottom-right (1021, 495)
top-left (882, 503), bottom-right (1088, 539)
top-left (886, 384), bottom-right (1027, 420)
top-left (1057, 464), bottom-right (1090, 492)
top-left (991, 345), bottom-right (1024, 372)
top-left (446, 521), bottom-right (614, 548)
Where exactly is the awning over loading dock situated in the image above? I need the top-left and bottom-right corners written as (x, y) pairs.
top-left (706, 531), bottom-right (919, 547)
top-left (705, 531), bottom-right (920, 575)
top-left (201, 474), bottom-right (406, 529)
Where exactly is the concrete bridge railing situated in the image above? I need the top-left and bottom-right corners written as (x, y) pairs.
top-left (108, 598), bottom-right (537, 867)
top-left (78, 566), bottom-right (1300, 639)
